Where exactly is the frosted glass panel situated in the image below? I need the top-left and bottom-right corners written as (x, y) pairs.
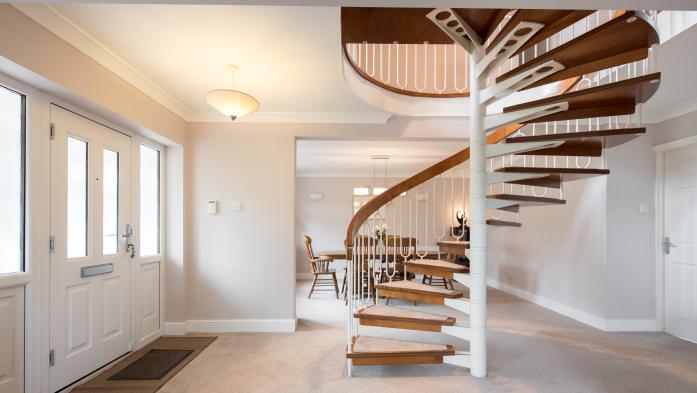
top-left (140, 145), bottom-right (160, 256)
top-left (103, 149), bottom-right (119, 255)
top-left (68, 137), bottom-right (88, 258)
top-left (0, 86), bottom-right (24, 275)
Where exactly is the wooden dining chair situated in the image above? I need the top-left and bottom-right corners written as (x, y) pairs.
top-left (304, 235), bottom-right (339, 299)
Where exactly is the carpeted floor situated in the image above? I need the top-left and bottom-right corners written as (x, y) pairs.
top-left (158, 280), bottom-right (697, 393)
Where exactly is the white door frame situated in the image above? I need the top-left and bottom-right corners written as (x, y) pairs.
top-left (654, 133), bottom-right (697, 334)
top-left (0, 69), bottom-right (167, 393)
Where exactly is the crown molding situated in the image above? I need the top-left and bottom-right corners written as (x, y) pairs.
top-left (642, 97), bottom-right (697, 124)
top-left (12, 3), bottom-right (394, 125)
top-left (189, 110), bottom-right (393, 124)
top-left (13, 3), bottom-right (193, 120)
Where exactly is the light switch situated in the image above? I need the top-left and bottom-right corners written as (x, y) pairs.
top-left (207, 200), bottom-right (217, 215)
top-left (231, 201), bottom-right (243, 211)
top-left (639, 204), bottom-right (650, 214)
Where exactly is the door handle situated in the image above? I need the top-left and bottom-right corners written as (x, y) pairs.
top-left (663, 236), bottom-right (678, 255)
top-left (122, 224), bottom-right (135, 258)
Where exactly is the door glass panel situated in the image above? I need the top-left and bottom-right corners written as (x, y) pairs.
top-left (68, 137), bottom-right (88, 258)
top-left (0, 85), bottom-right (25, 274)
top-left (103, 149), bottom-right (119, 255)
top-left (140, 145), bottom-right (160, 256)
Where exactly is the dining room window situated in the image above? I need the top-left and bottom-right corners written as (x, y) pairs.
top-left (140, 144), bottom-right (160, 256)
top-left (0, 85), bottom-right (26, 274)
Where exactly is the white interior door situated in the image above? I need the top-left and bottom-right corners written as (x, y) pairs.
top-left (49, 106), bottom-right (132, 392)
top-left (664, 142), bottom-right (697, 343)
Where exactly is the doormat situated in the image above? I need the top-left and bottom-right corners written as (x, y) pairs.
top-left (72, 336), bottom-right (216, 393)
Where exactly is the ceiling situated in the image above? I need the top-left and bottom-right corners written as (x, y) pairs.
top-left (296, 139), bottom-right (467, 177)
top-left (18, 4), bottom-right (389, 122)
top-left (14, 4), bottom-right (697, 124)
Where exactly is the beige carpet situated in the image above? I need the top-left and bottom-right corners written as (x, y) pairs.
top-left (157, 280), bottom-right (697, 393)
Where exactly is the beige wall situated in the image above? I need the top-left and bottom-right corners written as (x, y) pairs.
top-left (186, 123), bottom-right (296, 320)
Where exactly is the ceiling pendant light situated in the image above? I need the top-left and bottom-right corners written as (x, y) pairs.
top-left (206, 64), bottom-right (259, 121)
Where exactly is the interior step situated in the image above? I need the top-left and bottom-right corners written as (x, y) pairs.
top-left (488, 193), bottom-right (566, 206)
top-left (496, 167), bottom-right (610, 182)
top-left (505, 128), bottom-right (646, 148)
top-left (404, 259), bottom-right (468, 279)
top-left (354, 304), bottom-right (455, 332)
top-left (375, 280), bottom-right (463, 304)
top-left (506, 174), bottom-right (562, 189)
top-left (437, 240), bottom-right (469, 256)
top-left (347, 336), bottom-right (455, 366)
top-left (503, 73), bottom-right (661, 123)
top-left (511, 140), bottom-right (602, 157)
top-left (486, 219), bottom-right (522, 227)
top-left (486, 10), bottom-right (594, 58)
top-left (497, 11), bottom-right (658, 89)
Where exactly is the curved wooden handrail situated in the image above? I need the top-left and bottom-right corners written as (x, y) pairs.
top-left (345, 77), bottom-right (581, 246)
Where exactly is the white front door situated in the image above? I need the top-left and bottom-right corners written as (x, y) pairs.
top-left (664, 142), bottom-right (697, 343)
top-left (49, 106), bottom-right (133, 391)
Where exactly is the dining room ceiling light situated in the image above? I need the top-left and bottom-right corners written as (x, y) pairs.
top-left (206, 65), bottom-right (259, 121)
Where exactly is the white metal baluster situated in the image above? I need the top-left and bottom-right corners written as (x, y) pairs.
top-left (416, 185), bottom-right (428, 260)
top-left (454, 44), bottom-right (467, 92)
top-left (433, 177), bottom-right (446, 259)
top-left (379, 44), bottom-right (391, 84)
top-left (434, 45), bottom-right (447, 93)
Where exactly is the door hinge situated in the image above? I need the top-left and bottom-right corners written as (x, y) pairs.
top-left (49, 349), bottom-right (55, 367)
top-left (50, 123), bottom-right (55, 140)
top-left (49, 236), bottom-right (55, 253)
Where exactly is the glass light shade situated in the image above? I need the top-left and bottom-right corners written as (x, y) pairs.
top-left (206, 89), bottom-right (259, 121)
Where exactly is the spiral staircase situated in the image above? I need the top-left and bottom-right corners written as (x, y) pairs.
top-left (341, 8), bottom-right (661, 377)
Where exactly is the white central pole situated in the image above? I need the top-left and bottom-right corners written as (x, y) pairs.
top-left (468, 53), bottom-right (487, 378)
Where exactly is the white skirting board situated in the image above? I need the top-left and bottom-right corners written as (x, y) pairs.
top-left (486, 278), bottom-right (660, 332)
top-left (164, 319), bottom-right (297, 335)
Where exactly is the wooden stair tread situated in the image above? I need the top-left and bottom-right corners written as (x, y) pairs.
top-left (375, 280), bottom-right (462, 298)
top-left (404, 259), bottom-right (468, 273)
top-left (496, 167), bottom-right (610, 175)
top-left (487, 10), bottom-right (593, 56)
top-left (355, 304), bottom-right (454, 324)
top-left (487, 219), bottom-right (522, 227)
top-left (503, 73), bottom-right (661, 123)
top-left (497, 166), bottom-right (609, 183)
top-left (437, 241), bottom-right (470, 255)
top-left (505, 128), bottom-right (646, 148)
top-left (505, 174), bottom-right (561, 189)
top-left (512, 140), bottom-right (603, 157)
top-left (497, 11), bottom-right (658, 89)
top-left (488, 193), bottom-right (566, 206)
top-left (348, 336), bottom-right (454, 357)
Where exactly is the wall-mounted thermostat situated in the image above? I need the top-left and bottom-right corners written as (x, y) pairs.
top-left (207, 200), bottom-right (218, 215)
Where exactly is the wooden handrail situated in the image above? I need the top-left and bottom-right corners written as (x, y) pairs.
top-left (345, 77), bottom-right (581, 246)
